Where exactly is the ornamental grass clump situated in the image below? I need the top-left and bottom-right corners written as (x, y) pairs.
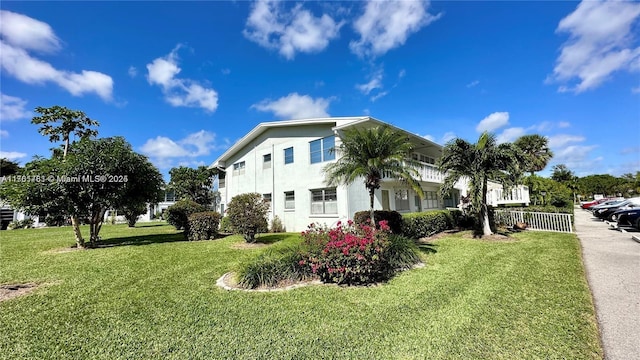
top-left (300, 220), bottom-right (396, 285)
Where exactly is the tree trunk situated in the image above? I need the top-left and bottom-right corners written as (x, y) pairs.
top-left (63, 136), bottom-right (69, 159)
top-left (71, 216), bottom-right (85, 248)
top-left (89, 208), bottom-right (105, 246)
top-left (369, 187), bottom-right (375, 225)
top-left (481, 179), bottom-right (493, 236)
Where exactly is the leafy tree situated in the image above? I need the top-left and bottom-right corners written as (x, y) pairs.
top-left (115, 156), bottom-right (164, 227)
top-left (0, 158), bottom-right (21, 176)
top-left (226, 192), bottom-right (269, 243)
top-left (168, 166), bottom-right (218, 207)
top-left (0, 137), bottom-right (164, 248)
top-left (551, 164), bottom-right (574, 183)
top-left (513, 134), bottom-right (553, 175)
top-left (31, 106), bottom-right (99, 158)
top-left (438, 132), bottom-right (521, 237)
top-left (323, 125), bottom-right (424, 223)
top-left (577, 174), bottom-right (622, 198)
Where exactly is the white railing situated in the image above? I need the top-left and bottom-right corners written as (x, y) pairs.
top-left (494, 210), bottom-right (574, 233)
top-left (383, 164), bottom-right (445, 183)
top-left (488, 185), bottom-right (530, 206)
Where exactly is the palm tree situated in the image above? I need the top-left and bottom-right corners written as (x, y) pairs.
top-left (438, 132), bottom-right (521, 237)
top-left (513, 134), bottom-right (553, 176)
top-left (323, 125), bottom-right (424, 223)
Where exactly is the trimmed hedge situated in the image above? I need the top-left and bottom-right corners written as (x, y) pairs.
top-left (219, 216), bottom-right (233, 233)
top-left (402, 210), bottom-right (454, 239)
top-left (227, 192), bottom-right (269, 243)
top-left (166, 200), bottom-right (207, 231)
top-left (187, 211), bottom-right (221, 241)
top-left (354, 210), bottom-right (403, 234)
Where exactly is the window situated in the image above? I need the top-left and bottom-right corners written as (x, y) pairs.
top-left (310, 136), bottom-right (335, 164)
top-left (284, 191), bottom-right (295, 210)
top-left (263, 154), bottom-right (271, 169)
top-left (232, 161), bottom-right (245, 175)
top-left (263, 193), bottom-right (272, 203)
top-left (424, 191), bottom-right (439, 209)
top-left (284, 147), bottom-right (294, 164)
top-left (412, 153), bottom-right (436, 165)
top-left (395, 189), bottom-right (410, 211)
top-left (310, 188), bottom-right (337, 214)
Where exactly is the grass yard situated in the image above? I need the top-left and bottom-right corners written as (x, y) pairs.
top-left (0, 223), bottom-right (602, 359)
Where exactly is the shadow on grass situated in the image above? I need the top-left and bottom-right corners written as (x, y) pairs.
top-left (254, 233), bottom-right (290, 244)
top-left (96, 232), bottom-right (188, 248)
top-left (417, 243), bottom-right (438, 254)
top-left (129, 223), bottom-right (168, 228)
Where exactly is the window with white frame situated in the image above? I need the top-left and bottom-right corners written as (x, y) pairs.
top-left (412, 153), bottom-right (436, 165)
top-left (232, 161), bottom-right (245, 175)
top-left (395, 189), bottom-right (410, 211)
top-left (263, 193), bottom-right (272, 209)
top-left (284, 147), bottom-right (294, 164)
top-left (310, 136), bottom-right (335, 164)
top-left (424, 191), bottom-right (439, 209)
top-left (310, 188), bottom-right (337, 214)
top-left (263, 154), bottom-right (271, 169)
top-left (284, 191), bottom-right (295, 210)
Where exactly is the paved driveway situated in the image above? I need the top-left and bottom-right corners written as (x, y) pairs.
top-left (575, 207), bottom-right (640, 360)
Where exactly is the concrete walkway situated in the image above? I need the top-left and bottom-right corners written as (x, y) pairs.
top-left (574, 207), bottom-right (640, 360)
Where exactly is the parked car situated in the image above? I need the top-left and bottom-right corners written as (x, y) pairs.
top-left (614, 208), bottom-right (640, 230)
top-left (590, 199), bottom-right (624, 211)
top-left (581, 198), bottom-right (610, 209)
top-left (594, 197), bottom-right (640, 221)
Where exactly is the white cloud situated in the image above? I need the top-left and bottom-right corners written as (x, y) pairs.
top-left (370, 91), bottom-right (389, 102)
top-left (0, 11), bottom-right (113, 101)
top-left (496, 127), bottom-right (526, 144)
top-left (0, 93), bottom-right (31, 121)
top-left (140, 130), bottom-right (222, 169)
top-left (398, 69), bottom-right (406, 78)
top-left (548, 0), bottom-right (640, 93)
top-left (548, 134), bottom-right (585, 149)
top-left (632, 86), bottom-right (640, 94)
top-left (0, 151), bottom-right (27, 161)
top-left (350, 0), bottom-right (441, 57)
top-left (252, 92), bottom-right (331, 119)
top-left (466, 80), bottom-right (479, 88)
top-left (146, 46), bottom-right (219, 112)
top-left (356, 70), bottom-right (383, 95)
top-left (553, 144), bottom-right (598, 164)
top-left (558, 121), bottom-right (571, 128)
top-left (128, 66), bottom-right (138, 78)
top-left (476, 112), bottom-right (509, 133)
top-left (0, 130), bottom-right (8, 138)
top-left (0, 10), bottom-right (60, 53)
top-left (244, 0), bottom-right (343, 60)
top-left (221, 68), bottom-right (231, 75)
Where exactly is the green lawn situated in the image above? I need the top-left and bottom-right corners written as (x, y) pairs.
top-left (0, 223), bottom-right (602, 359)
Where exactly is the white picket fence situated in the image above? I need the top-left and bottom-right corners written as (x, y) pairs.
top-left (494, 210), bottom-right (574, 233)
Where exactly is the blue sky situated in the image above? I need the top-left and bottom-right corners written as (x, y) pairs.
top-left (1, 0), bottom-right (639, 180)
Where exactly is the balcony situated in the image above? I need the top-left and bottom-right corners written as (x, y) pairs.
top-left (383, 164), bottom-right (445, 184)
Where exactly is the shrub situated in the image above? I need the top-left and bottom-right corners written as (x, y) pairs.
top-left (219, 216), bottom-right (233, 233)
top-left (448, 209), bottom-right (474, 229)
top-left (300, 220), bottom-right (392, 285)
top-left (227, 193), bottom-right (269, 243)
top-left (7, 219), bottom-right (34, 230)
top-left (354, 210), bottom-right (403, 234)
top-left (386, 234), bottom-right (421, 271)
top-left (269, 215), bottom-right (285, 233)
top-left (402, 210), bottom-right (454, 239)
top-left (45, 214), bottom-right (68, 227)
top-left (187, 211), bottom-right (221, 241)
top-left (237, 246), bottom-right (311, 289)
top-left (166, 200), bottom-right (207, 231)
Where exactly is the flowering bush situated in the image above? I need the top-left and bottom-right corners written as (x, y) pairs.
top-left (300, 220), bottom-right (393, 285)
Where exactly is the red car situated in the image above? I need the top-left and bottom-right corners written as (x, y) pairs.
top-left (580, 198), bottom-right (610, 209)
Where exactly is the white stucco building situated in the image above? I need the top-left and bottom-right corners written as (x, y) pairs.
top-left (210, 116), bottom-right (528, 232)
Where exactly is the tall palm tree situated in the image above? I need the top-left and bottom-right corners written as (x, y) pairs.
top-left (513, 134), bottom-right (553, 176)
top-left (438, 132), bottom-right (521, 237)
top-left (323, 125), bottom-right (424, 223)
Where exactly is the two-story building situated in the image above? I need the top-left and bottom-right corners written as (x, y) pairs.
top-left (210, 116), bottom-right (529, 232)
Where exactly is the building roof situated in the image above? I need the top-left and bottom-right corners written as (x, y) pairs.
top-left (210, 116), bottom-right (442, 169)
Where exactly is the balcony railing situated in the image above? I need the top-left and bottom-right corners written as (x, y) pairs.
top-left (383, 164), bottom-right (446, 183)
